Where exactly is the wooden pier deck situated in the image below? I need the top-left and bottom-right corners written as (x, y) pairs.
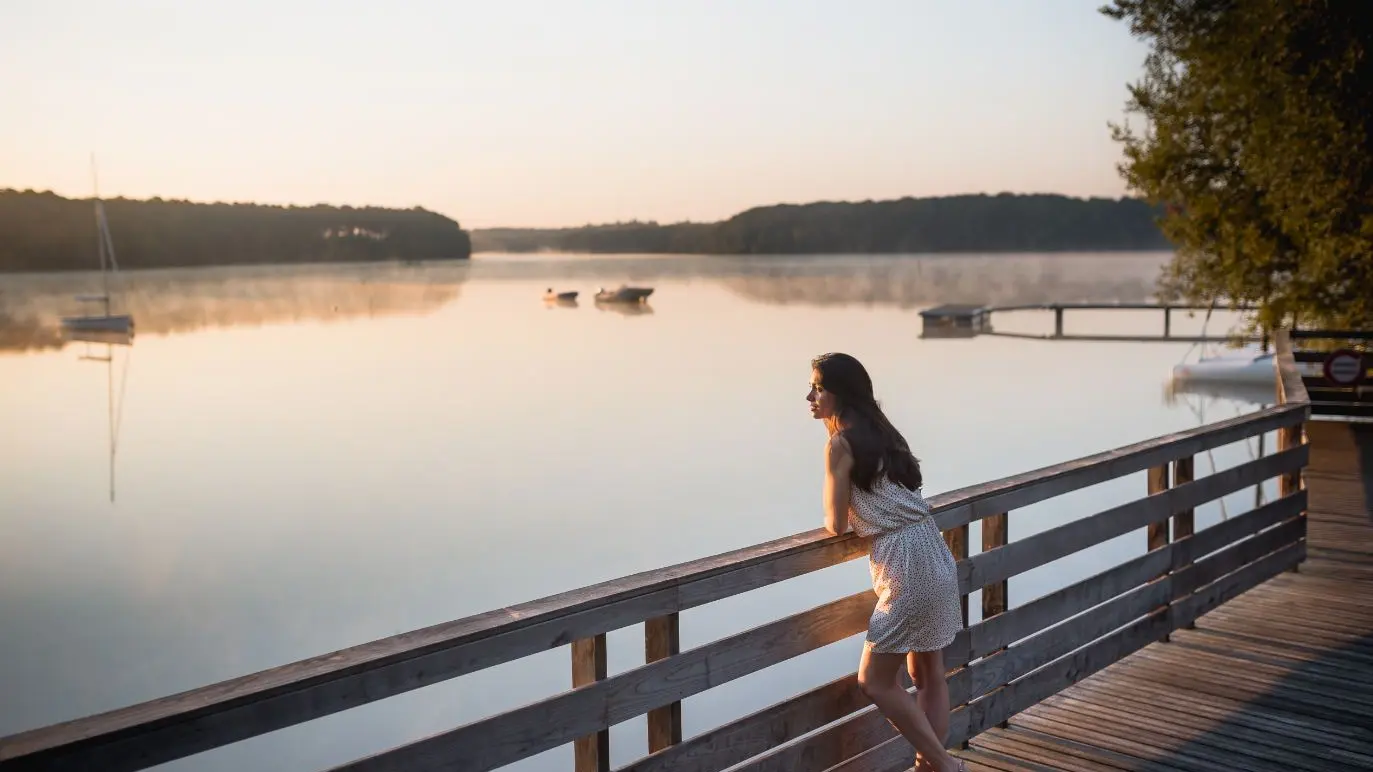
top-left (954, 419), bottom-right (1373, 772)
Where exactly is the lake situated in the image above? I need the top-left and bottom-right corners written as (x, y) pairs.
top-left (0, 252), bottom-right (1274, 771)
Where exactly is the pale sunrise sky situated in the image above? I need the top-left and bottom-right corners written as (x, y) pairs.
top-left (2, 0), bottom-right (1150, 228)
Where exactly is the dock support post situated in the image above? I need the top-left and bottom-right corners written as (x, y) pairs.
top-left (572, 635), bottom-right (610, 772)
top-left (1053, 305), bottom-right (1064, 338)
top-left (982, 511), bottom-right (1009, 727)
top-left (944, 524), bottom-right (969, 628)
top-left (1279, 419), bottom-right (1307, 572)
top-left (1172, 456), bottom-right (1195, 627)
top-left (1163, 306), bottom-right (1172, 338)
top-left (646, 613), bottom-right (683, 753)
top-left (1147, 464), bottom-right (1172, 641)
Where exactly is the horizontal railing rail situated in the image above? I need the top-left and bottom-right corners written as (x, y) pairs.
top-left (0, 392), bottom-right (1311, 772)
top-left (1284, 328), bottom-right (1371, 419)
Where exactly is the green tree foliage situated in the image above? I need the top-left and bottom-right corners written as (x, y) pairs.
top-left (0, 190), bottom-right (472, 272)
top-left (470, 194), bottom-right (1172, 254)
top-left (1102, 0), bottom-right (1373, 331)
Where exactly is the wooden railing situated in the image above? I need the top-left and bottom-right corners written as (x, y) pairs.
top-left (1286, 329), bottom-right (1372, 419)
top-left (0, 362), bottom-right (1312, 772)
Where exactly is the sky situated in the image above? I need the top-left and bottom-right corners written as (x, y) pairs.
top-left (2, 0), bottom-right (1151, 228)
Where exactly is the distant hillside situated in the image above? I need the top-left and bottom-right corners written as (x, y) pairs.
top-left (472, 193), bottom-right (1172, 254)
top-left (0, 190), bottom-right (472, 272)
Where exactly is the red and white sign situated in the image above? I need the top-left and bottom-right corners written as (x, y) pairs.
top-left (1323, 349), bottom-right (1367, 386)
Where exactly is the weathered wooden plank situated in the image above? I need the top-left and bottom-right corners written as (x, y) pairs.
top-left (644, 614), bottom-right (682, 754)
top-left (960, 580), bottom-right (1170, 704)
top-left (1130, 645), bottom-right (1373, 711)
top-left (1290, 328), bottom-right (1373, 340)
top-left (1275, 330), bottom-right (1312, 406)
top-left (618, 672), bottom-right (868, 772)
top-left (961, 446), bottom-right (1306, 592)
top-left (730, 701), bottom-right (897, 772)
top-left (817, 734), bottom-right (913, 772)
top-left (945, 524), bottom-right (970, 627)
top-left (931, 404), bottom-right (1305, 532)
top-left (1173, 540), bottom-right (1305, 629)
top-left (1111, 650), bottom-right (1373, 724)
top-left (970, 728), bottom-right (1153, 772)
top-left (952, 610), bottom-right (1172, 745)
top-left (573, 635), bottom-right (609, 772)
top-left (1171, 517), bottom-right (1305, 597)
top-left (1038, 681), bottom-right (1366, 770)
top-left (1145, 464), bottom-right (1170, 554)
top-left (1010, 704), bottom-right (1290, 772)
top-left (968, 548), bottom-right (1171, 661)
top-left (1172, 455), bottom-right (1195, 543)
top-left (957, 745), bottom-right (1065, 772)
top-left (329, 591), bottom-right (877, 772)
top-left (1066, 660), bottom-right (1373, 753)
top-left (1170, 491), bottom-right (1305, 569)
top-left (981, 513), bottom-right (1009, 620)
top-left (1068, 672), bottom-right (1373, 749)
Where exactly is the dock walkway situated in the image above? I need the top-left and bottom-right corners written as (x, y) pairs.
top-left (955, 420), bottom-right (1373, 772)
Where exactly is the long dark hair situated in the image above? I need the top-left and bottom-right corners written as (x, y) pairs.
top-left (812, 352), bottom-right (922, 492)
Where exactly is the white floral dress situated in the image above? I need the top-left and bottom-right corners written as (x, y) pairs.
top-left (849, 475), bottom-right (963, 653)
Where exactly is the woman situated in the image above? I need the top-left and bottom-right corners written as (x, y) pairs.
top-left (807, 352), bottom-right (965, 772)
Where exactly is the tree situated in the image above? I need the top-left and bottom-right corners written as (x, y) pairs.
top-left (1101, 0), bottom-right (1373, 332)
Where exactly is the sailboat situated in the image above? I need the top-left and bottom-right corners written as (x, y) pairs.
top-left (61, 159), bottom-right (135, 335)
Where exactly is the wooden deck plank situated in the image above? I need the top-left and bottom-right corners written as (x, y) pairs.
top-left (1058, 678), bottom-right (1373, 764)
top-left (955, 421), bottom-right (1373, 772)
top-left (1063, 676), bottom-right (1373, 754)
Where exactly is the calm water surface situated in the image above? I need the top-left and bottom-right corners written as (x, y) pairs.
top-left (0, 252), bottom-right (1272, 770)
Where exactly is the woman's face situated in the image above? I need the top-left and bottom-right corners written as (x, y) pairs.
top-left (807, 368), bottom-right (839, 421)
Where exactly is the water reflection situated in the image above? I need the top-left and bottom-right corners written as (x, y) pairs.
top-left (0, 253), bottom-right (1178, 353)
top-left (0, 263), bottom-right (468, 353)
top-left (1164, 377), bottom-right (1277, 408)
top-left (65, 328), bottom-right (133, 502)
top-left (594, 300), bottom-right (654, 316)
top-left (714, 254), bottom-right (1163, 308)
top-left (458, 252), bottom-right (1171, 310)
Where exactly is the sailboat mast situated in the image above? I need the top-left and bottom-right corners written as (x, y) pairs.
top-left (91, 155), bottom-right (110, 317)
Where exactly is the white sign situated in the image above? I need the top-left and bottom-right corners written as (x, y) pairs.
top-left (1324, 349), bottom-right (1366, 386)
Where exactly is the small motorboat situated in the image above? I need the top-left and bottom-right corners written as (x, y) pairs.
top-left (1171, 349), bottom-right (1276, 386)
top-left (543, 288), bottom-right (579, 302)
top-left (594, 285), bottom-right (654, 303)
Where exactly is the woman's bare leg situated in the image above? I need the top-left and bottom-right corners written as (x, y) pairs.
top-left (909, 649), bottom-right (951, 743)
top-left (859, 647), bottom-right (962, 772)
top-left (906, 650), bottom-right (951, 772)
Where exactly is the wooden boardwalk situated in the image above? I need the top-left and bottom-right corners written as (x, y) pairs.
top-left (954, 420), bottom-right (1373, 772)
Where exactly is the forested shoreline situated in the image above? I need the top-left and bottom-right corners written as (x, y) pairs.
top-left (0, 190), bottom-right (472, 272)
top-left (471, 193), bottom-right (1173, 254)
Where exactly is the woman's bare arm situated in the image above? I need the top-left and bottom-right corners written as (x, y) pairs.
top-left (823, 433), bottom-right (854, 536)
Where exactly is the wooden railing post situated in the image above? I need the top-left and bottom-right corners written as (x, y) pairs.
top-left (1278, 421), bottom-right (1307, 573)
top-left (1146, 464), bottom-right (1172, 641)
top-left (1171, 456), bottom-right (1195, 627)
top-left (981, 511), bottom-right (1009, 727)
top-left (944, 524), bottom-right (970, 627)
top-left (572, 635), bottom-right (609, 772)
top-left (645, 613), bottom-right (683, 753)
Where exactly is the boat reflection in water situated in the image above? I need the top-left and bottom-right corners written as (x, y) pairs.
top-left (594, 299), bottom-right (654, 316)
top-left (65, 326), bottom-right (132, 503)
